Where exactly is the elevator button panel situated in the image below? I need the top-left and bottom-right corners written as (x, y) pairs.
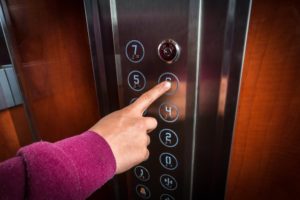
top-left (124, 41), bottom-right (184, 198)
top-left (115, 1), bottom-right (190, 198)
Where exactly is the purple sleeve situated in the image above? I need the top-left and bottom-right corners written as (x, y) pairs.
top-left (0, 131), bottom-right (116, 200)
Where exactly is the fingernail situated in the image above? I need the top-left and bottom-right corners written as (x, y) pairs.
top-left (164, 81), bottom-right (171, 89)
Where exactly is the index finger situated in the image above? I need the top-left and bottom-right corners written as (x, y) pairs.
top-left (131, 81), bottom-right (171, 114)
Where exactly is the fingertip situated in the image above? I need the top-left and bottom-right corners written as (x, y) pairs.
top-left (163, 81), bottom-right (172, 90)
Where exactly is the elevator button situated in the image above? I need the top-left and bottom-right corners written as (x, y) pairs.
top-left (134, 166), bottom-right (150, 182)
top-left (159, 153), bottom-right (178, 170)
top-left (125, 40), bottom-right (145, 63)
top-left (159, 129), bottom-right (178, 148)
top-left (128, 70), bottom-right (146, 92)
top-left (158, 39), bottom-right (180, 64)
top-left (160, 194), bottom-right (175, 200)
top-left (160, 174), bottom-right (178, 191)
top-left (159, 103), bottom-right (179, 123)
top-left (136, 184), bottom-right (151, 199)
top-left (158, 72), bottom-right (179, 95)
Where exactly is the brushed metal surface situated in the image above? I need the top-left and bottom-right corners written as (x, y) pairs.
top-left (85, 0), bottom-right (251, 199)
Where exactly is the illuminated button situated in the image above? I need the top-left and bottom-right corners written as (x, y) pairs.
top-left (159, 153), bottom-right (178, 170)
top-left (125, 40), bottom-right (145, 63)
top-left (158, 72), bottom-right (179, 95)
top-left (158, 39), bottom-right (180, 64)
top-left (160, 194), bottom-right (175, 200)
top-left (134, 166), bottom-right (150, 182)
top-left (128, 70), bottom-right (146, 92)
top-left (160, 174), bottom-right (178, 191)
top-left (159, 129), bottom-right (178, 148)
top-left (159, 103), bottom-right (179, 123)
top-left (136, 184), bottom-right (151, 199)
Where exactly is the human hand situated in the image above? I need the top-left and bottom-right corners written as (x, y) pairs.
top-left (89, 81), bottom-right (171, 174)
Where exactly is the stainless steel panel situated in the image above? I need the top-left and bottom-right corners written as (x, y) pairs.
top-left (110, 0), bottom-right (196, 199)
top-left (85, 0), bottom-right (252, 199)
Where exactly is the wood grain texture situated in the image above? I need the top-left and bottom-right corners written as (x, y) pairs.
top-left (0, 110), bottom-right (20, 160)
top-left (0, 106), bottom-right (31, 161)
top-left (226, 0), bottom-right (300, 199)
top-left (5, 0), bottom-right (99, 142)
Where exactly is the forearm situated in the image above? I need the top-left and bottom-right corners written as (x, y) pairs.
top-left (0, 131), bottom-right (116, 200)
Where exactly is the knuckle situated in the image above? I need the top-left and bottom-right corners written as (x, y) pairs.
top-left (143, 149), bottom-right (150, 160)
top-left (143, 134), bottom-right (150, 146)
top-left (151, 118), bottom-right (158, 127)
top-left (147, 136), bottom-right (151, 146)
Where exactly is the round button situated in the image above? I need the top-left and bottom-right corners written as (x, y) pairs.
top-left (127, 70), bottom-right (146, 92)
top-left (158, 39), bottom-right (180, 64)
top-left (134, 166), bottom-right (150, 182)
top-left (136, 184), bottom-right (151, 199)
top-left (158, 72), bottom-right (179, 95)
top-left (159, 103), bottom-right (179, 123)
top-left (160, 194), bottom-right (175, 200)
top-left (159, 153), bottom-right (178, 170)
top-left (160, 174), bottom-right (178, 191)
top-left (125, 40), bottom-right (145, 63)
top-left (159, 129), bottom-right (178, 148)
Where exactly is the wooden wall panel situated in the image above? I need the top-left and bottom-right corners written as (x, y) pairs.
top-left (5, 0), bottom-right (99, 142)
top-left (0, 110), bottom-right (20, 160)
top-left (0, 105), bottom-right (31, 161)
top-left (227, 0), bottom-right (300, 199)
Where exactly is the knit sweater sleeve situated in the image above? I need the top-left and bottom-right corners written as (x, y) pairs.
top-left (0, 131), bottom-right (116, 200)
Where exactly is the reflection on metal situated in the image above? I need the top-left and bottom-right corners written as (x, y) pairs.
top-left (217, 0), bottom-right (237, 117)
top-left (0, 65), bottom-right (23, 110)
top-left (187, 0), bottom-right (202, 199)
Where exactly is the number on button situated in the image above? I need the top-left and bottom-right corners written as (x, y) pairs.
top-left (159, 153), bottom-right (178, 170)
top-left (134, 166), bottom-right (150, 182)
top-left (125, 40), bottom-right (145, 63)
top-left (159, 103), bottom-right (179, 123)
top-left (127, 70), bottom-right (146, 92)
top-left (159, 129), bottom-right (178, 148)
